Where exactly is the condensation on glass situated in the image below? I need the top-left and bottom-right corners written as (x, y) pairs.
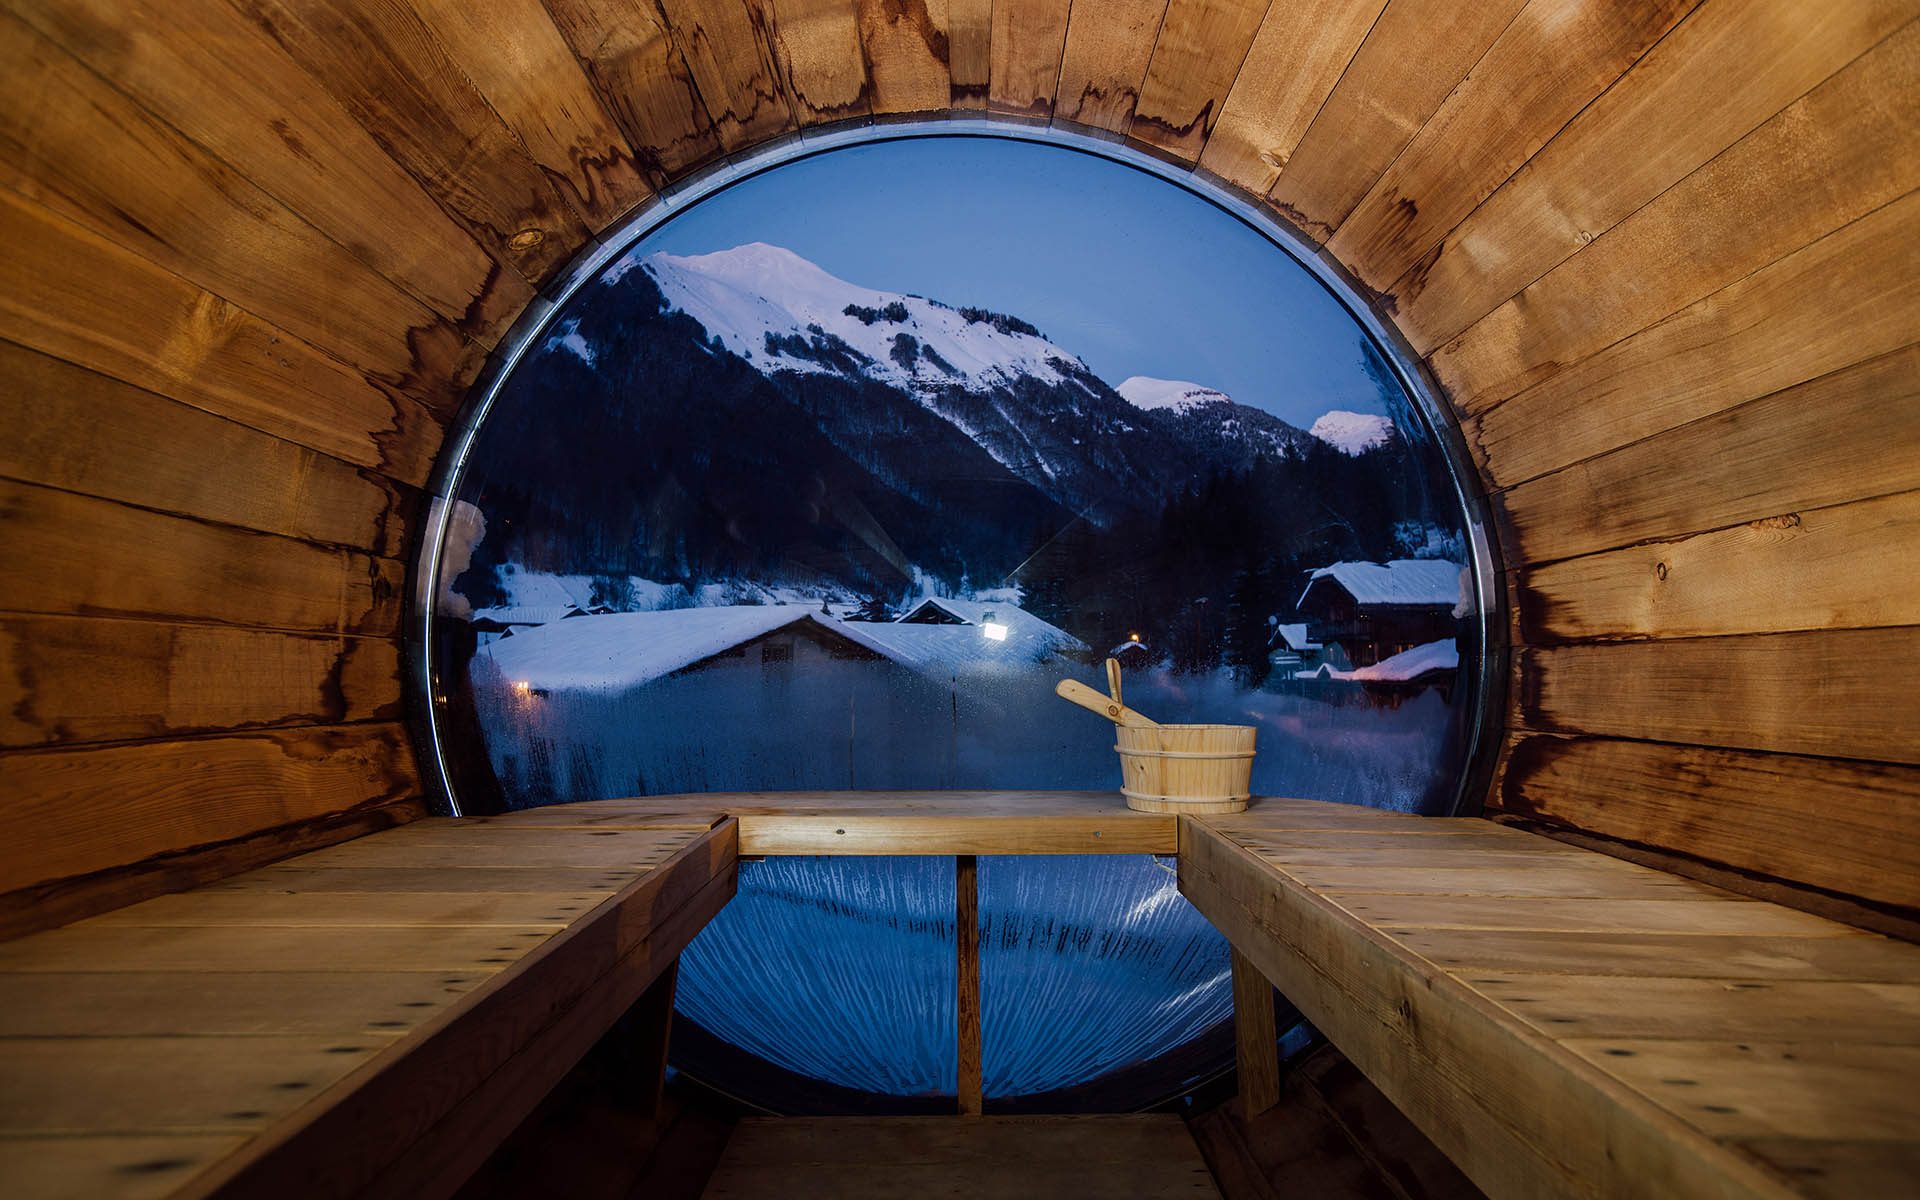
top-left (422, 133), bottom-right (1488, 1111)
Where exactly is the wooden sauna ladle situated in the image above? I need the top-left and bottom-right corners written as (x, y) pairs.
top-left (1057, 666), bottom-right (1159, 728)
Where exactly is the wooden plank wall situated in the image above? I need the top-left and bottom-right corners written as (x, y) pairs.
top-left (2, 1), bottom-right (1914, 936)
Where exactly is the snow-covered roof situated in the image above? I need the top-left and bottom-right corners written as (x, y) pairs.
top-left (484, 601), bottom-right (1087, 692)
top-left (470, 605), bottom-right (580, 627)
top-left (1268, 622), bottom-right (1318, 652)
top-left (493, 570), bottom-right (600, 610)
top-left (1115, 376), bottom-right (1231, 414)
top-left (1297, 560), bottom-right (1464, 609)
top-left (1295, 638), bottom-right (1458, 683)
top-left (890, 598), bottom-right (1089, 664)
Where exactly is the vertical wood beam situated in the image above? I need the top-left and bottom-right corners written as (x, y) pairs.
top-left (616, 959), bottom-right (679, 1119)
top-left (957, 854), bottom-right (982, 1115)
top-left (1230, 944), bottom-right (1280, 1116)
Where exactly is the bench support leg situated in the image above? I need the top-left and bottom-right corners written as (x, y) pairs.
top-left (1231, 945), bottom-right (1281, 1116)
top-left (614, 959), bottom-right (679, 1119)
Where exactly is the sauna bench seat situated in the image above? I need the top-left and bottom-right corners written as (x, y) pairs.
top-left (0, 811), bottom-right (738, 1200)
top-left (1179, 802), bottom-right (1920, 1200)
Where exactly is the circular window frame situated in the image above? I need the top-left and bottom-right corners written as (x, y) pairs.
top-left (406, 118), bottom-right (1509, 818)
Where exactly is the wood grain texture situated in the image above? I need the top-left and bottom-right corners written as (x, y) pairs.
top-left (762, 0), bottom-right (873, 125)
top-left (1196, 0), bottom-right (1383, 199)
top-left (0, 339), bottom-right (411, 555)
top-left (1433, 20), bottom-right (1920, 412)
top-left (0, 11), bottom-right (477, 395)
top-left (226, 0), bottom-right (592, 289)
top-left (0, 479), bottom-right (404, 635)
top-left (1228, 945), bottom-right (1279, 1115)
top-left (6, 0), bottom-right (521, 341)
top-left (856, 0), bottom-right (955, 114)
top-left (1517, 491), bottom-right (1920, 645)
top-left (1494, 733), bottom-right (1920, 920)
top-left (946, 0), bottom-right (991, 107)
top-left (541, 0), bottom-right (723, 182)
top-left (1129, 0), bottom-right (1268, 162)
top-left (1514, 628), bottom-right (1920, 764)
top-left (0, 723), bottom-right (420, 893)
top-left (1182, 801), bottom-right (1920, 1199)
top-left (1496, 344), bottom-right (1920, 570)
top-left (0, 190), bottom-right (443, 485)
top-left (408, 0), bottom-right (654, 226)
top-left (1460, 191), bottom-right (1920, 490)
top-left (957, 852), bottom-right (981, 1115)
top-left (1053, 0), bottom-right (1164, 134)
top-left (1266, 0), bottom-right (1523, 242)
top-left (988, 0), bottom-right (1070, 118)
top-left (1390, 0), bottom-right (1919, 352)
top-left (0, 616), bottom-right (401, 749)
top-left (659, 0), bottom-right (796, 148)
top-left (1330, 0), bottom-right (1697, 293)
top-left (704, 1115), bottom-right (1222, 1197)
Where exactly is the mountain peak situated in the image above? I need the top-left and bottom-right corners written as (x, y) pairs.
top-left (1116, 376), bottom-right (1232, 414)
top-left (1311, 410), bottom-right (1394, 454)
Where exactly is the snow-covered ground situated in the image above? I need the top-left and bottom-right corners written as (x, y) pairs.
top-left (1311, 409), bottom-right (1394, 453)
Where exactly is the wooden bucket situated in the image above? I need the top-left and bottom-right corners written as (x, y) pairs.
top-left (1114, 723), bottom-right (1257, 814)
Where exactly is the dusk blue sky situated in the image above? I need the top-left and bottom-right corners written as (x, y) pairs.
top-left (637, 137), bottom-right (1396, 426)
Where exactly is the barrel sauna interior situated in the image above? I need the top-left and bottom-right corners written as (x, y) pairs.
top-left (1, 0), bottom-right (1915, 1195)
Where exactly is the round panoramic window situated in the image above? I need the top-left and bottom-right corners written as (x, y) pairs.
top-left (417, 130), bottom-right (1492, 1112)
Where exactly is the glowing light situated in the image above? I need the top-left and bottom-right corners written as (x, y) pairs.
top-left (512, 680), bottom-right (533, 696)
top-left (981, 611), bottom-right (1009, 642)
top-left (1128, 632), bottom-right (1142, 643)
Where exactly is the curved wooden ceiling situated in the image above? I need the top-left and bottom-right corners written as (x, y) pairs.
top-left (1, 0), bottom-right (1915, 937)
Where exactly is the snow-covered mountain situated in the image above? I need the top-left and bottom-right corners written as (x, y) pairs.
top-left (1116, 376), bottom-right (1233, 414)
top-left (1311, 410), bottom-right (1394, 454)
top-left (1119, 376), bottom-right (1312, 458)
top-left (624, 243), bottom-right (1087, 395)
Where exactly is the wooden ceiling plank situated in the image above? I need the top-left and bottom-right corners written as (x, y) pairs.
top-left (1492, 733), bottom-right (1920, 919)
top-left (658, 0), bottom-right (799, 149)
top-left (0, 195), bottom-right (443, 485)
top-left (1330, 894), bottom-right (1864, 938)
top-left (0, 924), bottom-right (548, 975)
top-left (1329, 0), bottom-right (1698, 292)
top-left (226, 0), bottom-right (594, 289)
top-left (0, 616), bottom-right (401, 751)
top-left (946, 0), bottom-right (991, 108)
top-left (1052, 0), bottom-right (1165, 135)
top-left (1129, 0), bottom-right (1268, 163)
top-left (1514, 627), bottom-right (1920, 765)
top-left (0, 11), bottom-right (478, 397)
top-left (541, 0), bottom-right (724, 184)
top-left (1392, 0), bottom-right (1920, 354)
top-left (407, 0), bottom-right (655, 228)
top-left (1496, 342), bottom-right (1920, 570)
top-left (1388, 927), bottom-right (1920, 983)
top-left (6, 0), bottom-right (523, 343)
top-left (1518, 489), bottom-right (1920, 646)
top-left (0, 341), bottom-right (408, 555)
top-left (760, 0), bottom-right (874, 126)
top-left (1193, 0), bottom-right (1384, 202)
top-left (0, 724), bottom-right (420, 895)
top-left (1266, 0), bottom-right (1524, 243)
top-left (1432, 20), bottom-right (1920, 414)
top-left (1459, 191), bottom-right (1920, 491)
top-left (988, 0), bottom-right (1070, 119)
top-left (855, 0), bottom-right (955, 115)
top-left (0, 480), bottom-right (404, 636)
top-left (1469, 976), bottom-right (1920, 1045)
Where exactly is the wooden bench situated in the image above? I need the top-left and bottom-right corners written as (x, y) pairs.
top-left (1179, 799), bottom-right (1920, 1199)
top-left (0, 809), bottom-right (737, 1199)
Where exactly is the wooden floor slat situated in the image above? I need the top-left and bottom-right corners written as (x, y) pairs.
top-left (702, 1115), bottom-right (1221, 1198)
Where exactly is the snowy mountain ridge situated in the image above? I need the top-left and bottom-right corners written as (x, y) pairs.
top-left (1311, 410), bottom-right (1394, 454)
top-left (620, 243), bottom-right (1087, 395)
top-left (1116, 376), bottom-right (1234, 414)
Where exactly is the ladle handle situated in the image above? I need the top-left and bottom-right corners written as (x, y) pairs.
top-left (1056, 678), bottom-right (1159, 727)
top-left (1106, 657), bottom-right (1123, 706)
